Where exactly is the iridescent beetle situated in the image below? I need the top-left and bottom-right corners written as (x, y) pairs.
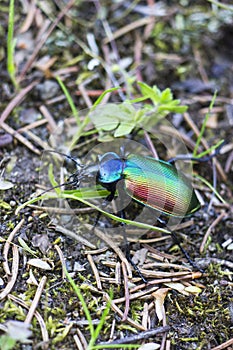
top-left (45, 142), bottom-right (224, 220)
top-left (65, 151), bottom-right (201, 219)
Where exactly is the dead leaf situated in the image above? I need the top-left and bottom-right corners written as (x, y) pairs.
top-left (184, 285), bottom-right (202, 295)
top-left (5, 320), bottom-right (32, 342)
top-left (138, 343), bottom-right (161, 350)
top-left (152, 288), bottom-right (170, 322)
top-left (0, 179), bottom-right (14, 190)
top-left (26, 269), bottom-right (39, 286)
top-left (164, 282), bottom-right (189, 296)
top-left (27, 258), bottom-right (52, 270)
top-left (132, 248), bottom-right (148, 266)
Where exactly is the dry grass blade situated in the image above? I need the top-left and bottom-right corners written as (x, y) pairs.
top-left (39, 105), bottom-right (58, 132)
top-left (113, 286), bottom-right (159, 304)
top-left (103, 17), bottom-right (154, 44)
top-left (17, 118), bottom-right (48, 132)
top-left (84, 224), bottom-right (132, 279)
top-left (19, 0), bottom-right (37, 33)
top-left (73, 328), bottom-right (88, 350)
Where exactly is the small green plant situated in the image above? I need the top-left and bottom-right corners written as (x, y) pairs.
top-left (65, 268), bottom-right (139, 349)
top-left (56, 75), bottom-right (81, 126)
top-left (7, 0), bottom-right (18, 88)
top-left (88, 82), bottom-right (188, 141)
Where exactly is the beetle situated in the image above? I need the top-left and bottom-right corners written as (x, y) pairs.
top-left (66, 151), bottom-right (201, 219)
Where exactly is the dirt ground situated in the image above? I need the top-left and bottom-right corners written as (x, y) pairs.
top-left (0, 1), bottom-right (233, 349)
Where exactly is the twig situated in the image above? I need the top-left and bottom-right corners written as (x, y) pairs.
top-left (121, 260), bottom-right (130, 321)
top-left (8, 294), bottom-right (49, 345)
top-left (54, 245), bottom-right (66, 279)
top-left (85, 224), bottom-right (132, 279)
top-left (53, 224), bottom-right (96, 249)
top-left (0, 245), bottom-right (19, 300)
top-left (3, 218), bottom-right (24, 275)
top-left (19, 0), bottom-right (76, 80)
top-left (98, 325), bottom-right (170, 345)
top-left (87, 254), bottom-right (102, 290)
top-left (103, 293), bottom-right (146, 331)
top-left (0, 80), bottom-right (39, 124)
top-left (25, 276), bottom-right (47, 324)
top-left (0, 121), bottom-right (41, 155)
top-left (200, 211), bottom-right (226, 253)
top-left (210, 337), bottom-right (233, 350)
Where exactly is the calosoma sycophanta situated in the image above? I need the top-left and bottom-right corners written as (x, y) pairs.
top-left (58, 150), bottom-right (201, 219)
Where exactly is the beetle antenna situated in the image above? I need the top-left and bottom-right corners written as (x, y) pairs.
top-left (44, 149), bottom-right (83, 168)
top-left (36, 177), bottom-right (80, 198)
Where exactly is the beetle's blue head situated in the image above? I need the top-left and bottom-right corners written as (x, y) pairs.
top-left (98, 152), bottom-right (124, 183)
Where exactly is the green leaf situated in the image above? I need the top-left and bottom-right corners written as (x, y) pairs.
top-left (89, 103), bottom-right (138, 138)
top-left (18, 237), bottom-right (38, 256)
top-left (0, 335), bottom-right (16, 350)
top-left (160, 88), bottom-right (173, 103)
top-left (114, 123), bottom-right (134, 137)
top-left (138, 82), bottom-right (160, 103)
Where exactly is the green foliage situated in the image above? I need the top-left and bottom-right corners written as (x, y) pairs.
top-left (89, 82), bottom-right (187, 141)
top-left (56, 75), bottom-right (80, 125)
top-left (0, 335), bottom-right (16, 350)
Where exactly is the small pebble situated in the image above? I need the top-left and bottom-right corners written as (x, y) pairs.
top-left (0, 133), bottom-right (13, 148)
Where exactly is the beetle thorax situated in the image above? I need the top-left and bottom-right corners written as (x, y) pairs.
top-left (98, 152), bottom-right (124, 184)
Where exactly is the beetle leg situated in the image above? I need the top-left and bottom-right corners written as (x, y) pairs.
top-left (167, 141), bottom-right (225, 164)
top-left (92, 188), bottom-right (116, 229)
top-left (171, 232), bottom-right (204, 273)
